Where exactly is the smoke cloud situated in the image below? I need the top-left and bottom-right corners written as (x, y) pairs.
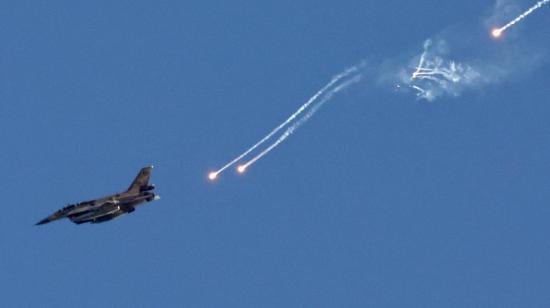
top-left (383, 0), bottom-right (549, 101)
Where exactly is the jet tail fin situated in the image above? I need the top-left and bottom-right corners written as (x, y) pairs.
top-left (127, 166), bottom-right (154, 193)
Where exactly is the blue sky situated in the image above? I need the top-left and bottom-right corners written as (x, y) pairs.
top-left (1, 0), bottom-right (550, 307)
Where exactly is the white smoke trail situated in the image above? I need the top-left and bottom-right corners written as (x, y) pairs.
top-left (411, 40), bottom-right (432, 79)
top-left (404, 39), bottom-right (485, 101)
top-left (385, 0), bottom-right (550, 102)
top-left (239, 74), bottom-right (363, 171)
top-left (495, 0), bottom-right (549, 35)
top-left (211, 63), bottom-right (365, 177)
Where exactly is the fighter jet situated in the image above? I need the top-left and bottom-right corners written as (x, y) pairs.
top-left (36, 166), bottom-right (159, 225)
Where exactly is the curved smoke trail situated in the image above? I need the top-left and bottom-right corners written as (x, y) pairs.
top-left (239, 74), bottom-right (363, 171)
top-left (211, 63), bottom-right (365, 177)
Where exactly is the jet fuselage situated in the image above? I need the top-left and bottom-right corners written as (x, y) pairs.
top-left (36, 166), bottom-right (159, 225)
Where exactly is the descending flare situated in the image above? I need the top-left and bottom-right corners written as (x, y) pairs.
top-left (492, 0), bottom-right (549, 37)
top-left (208, 63), bottom-right (365, 180)
top-left (208, 172), bottom-right (218, 181)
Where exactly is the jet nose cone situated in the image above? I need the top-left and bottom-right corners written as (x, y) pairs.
top-left (35, 218), bottom-right (49, 225)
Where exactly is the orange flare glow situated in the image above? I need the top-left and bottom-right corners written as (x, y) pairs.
top-left (208, 172), bottom-right (218, 181)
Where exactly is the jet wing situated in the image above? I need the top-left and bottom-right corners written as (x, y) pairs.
top-left (127, 166), bottom-right (153, 193)
top-left (67, 202), bottom-right (120, 224)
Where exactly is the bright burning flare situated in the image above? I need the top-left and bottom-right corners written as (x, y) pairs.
top-left (491, 28), bottom-right (502, 38)
top-left (208, 172), bottom-right (218, 181)
top-left (237, 165), bottom-right (247, 174)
